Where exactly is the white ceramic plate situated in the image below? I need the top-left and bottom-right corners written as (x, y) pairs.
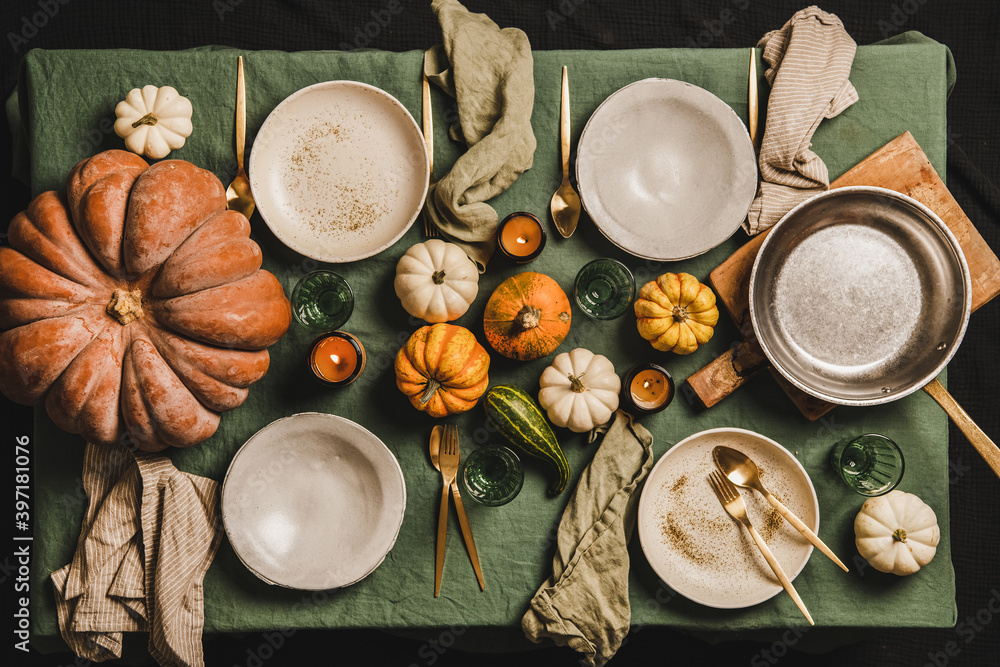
top-left (637, 428), bottom-right (818, 608)
top-left (249, 81), bottom-right (428, 263)
top-left (221, 412), bottom-right (406, 590)
top-left (575, 79), bottom-right (757, 261)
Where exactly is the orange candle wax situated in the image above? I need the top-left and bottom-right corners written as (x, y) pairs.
top-left (498, 213), bottom-right (545, 262)
top-left (626, 365), bottom-right (674, 413)
top-left (309, 332), bottom-right (365, 385)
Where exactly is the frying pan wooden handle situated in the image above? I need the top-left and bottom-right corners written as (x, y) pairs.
top-left (683, 340), bottom-right (769, 409)
top-left (923, 378), bottom-right (1000, 481)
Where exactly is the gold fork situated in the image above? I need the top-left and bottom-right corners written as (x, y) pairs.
top-left (708, 471), bottom-right (814, 625)
top-left (444, 425), bottom-right (485, 590)
top-left (421, 59), bottom-right (438, 238)
top-left (434, 424), bottom-right (460, 596)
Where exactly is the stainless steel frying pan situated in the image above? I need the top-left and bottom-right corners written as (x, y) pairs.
top-left (749, 186), bottom-right (1000, 478)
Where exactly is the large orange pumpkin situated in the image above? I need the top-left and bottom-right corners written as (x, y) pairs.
top-left (0, 150), bottom-right (292, 452)
top-left (395, 323), bottom-right (490, 418)
top-left (483, 272), bottom-right (571, 361)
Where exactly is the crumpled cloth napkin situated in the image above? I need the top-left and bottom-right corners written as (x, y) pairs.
top-left (424, 0), bottom-right (537, 270)
top-left (51, 440), bottom-right (221, 666)
top-left (522, 410), bottom-right (654, 667)
top-left (745, 5), bottom-right (859, 235)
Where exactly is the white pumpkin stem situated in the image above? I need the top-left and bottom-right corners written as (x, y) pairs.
top-left (131, 113), bottom-right (159, 128)
top-left (420, 378), bottom-right (442, 405)
top-left (431, 270), bottom-right (446, 285)
top-left (514, 305), bottom-right (542, 331)
top-left (892, 528), bottom-right (907, 543)
top-left (568, 373), bottom-right (586, 393)
top-left (107, 288), bottom-right (144, 325)
top-left (671, 305), bottom-right (689, 323)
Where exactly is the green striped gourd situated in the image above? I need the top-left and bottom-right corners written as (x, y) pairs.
top-left (484, 385), bottom-right (569, 495)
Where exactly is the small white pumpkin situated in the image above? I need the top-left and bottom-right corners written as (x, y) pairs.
top-left (114, 85), bottom-right (193, 159)
top-left (854, 489), bottom-right (939, 576)
top-left (394, 239), bottom-right (479, 323)
top-left (538, 348), bottom-right (620, 433)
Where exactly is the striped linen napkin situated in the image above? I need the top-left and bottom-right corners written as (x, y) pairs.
top-left (51, 440), bottom-right (221, 666)
top-left (746, 6), bottom-right (859, 235)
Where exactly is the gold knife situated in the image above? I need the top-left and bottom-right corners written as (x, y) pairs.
top-left (451, 474), bottom-right (485, 591)
top-left (748, 47), bottom-right (759, 149)
top-left (431, 425), bottom-right (448, 597)
top-left (422, 70), bottom-right (434, 183)
top-left (421, 56), bottom-right (437, 237)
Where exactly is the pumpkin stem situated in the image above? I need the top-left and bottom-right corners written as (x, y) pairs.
top-left (514, 305), bottom-right (542, 331)
top-left (892, 528), bottom-right (907, 543)
top-left (419, 378), bottom-right (442, 406)
top-left (671, 305), bottom-right (689, 323)
top-left (568, 373), bottom-right (586, 393)
top-left (131, 113), bottom-right (159, 128)
top-left (107, 288), bottom-right (144, 325)
top-left (431, 270), bottom-right (446, 285)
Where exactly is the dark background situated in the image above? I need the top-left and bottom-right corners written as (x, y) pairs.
top-left (1, 1), bottom-right (997, 665)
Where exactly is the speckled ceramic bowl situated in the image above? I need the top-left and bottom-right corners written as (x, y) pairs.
top-left (249, 80), bottom-right (428, 263)
top-left (637, 427), bottom-right (818, 609)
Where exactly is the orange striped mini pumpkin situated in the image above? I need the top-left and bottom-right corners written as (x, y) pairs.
top-left (394, 323), bottom-right (490, 418)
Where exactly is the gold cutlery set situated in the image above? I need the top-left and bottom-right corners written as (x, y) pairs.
top-left (431, 424), bottom-right (485, 596)
top-left (709, 445), bottom-right (847, 625)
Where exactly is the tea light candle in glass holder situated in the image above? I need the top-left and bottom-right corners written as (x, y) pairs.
top-left (622, 363), bottom-right (674, 415)
top-left (497, 212), bottom-right (546, 263)
top-left (308, 331), bottom-right (366, 387)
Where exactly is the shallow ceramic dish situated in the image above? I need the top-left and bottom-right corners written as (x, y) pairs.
top-left (222, 412), bottom-right (406, 590)
top-left (637, 427), bottom-right (818, 609)
top-left (249, 81), bottom-right (428, 263)
top-left (575, 78), bottom-right (757, 261)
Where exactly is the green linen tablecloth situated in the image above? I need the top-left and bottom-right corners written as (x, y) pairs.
top-left (17, 38), bottom-right (956, 645)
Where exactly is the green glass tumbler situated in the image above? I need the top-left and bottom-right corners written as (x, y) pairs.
top-left (291, 270), bottom-right (355, 332)
top-left (461, 445), bottom-right (524, 507)
top-left (830, 433), bottom-right (905, 496)
top-left (574, 258), bottom-right (635, 320)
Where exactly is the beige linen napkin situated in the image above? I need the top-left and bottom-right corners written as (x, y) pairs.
top-left (522, 410), bottom-right (654, 667)
top-left (424, 0), bottom-right (537, 270)
top-left (51, 440), bottom-right (221, 666)
top-left (745, 6), bottom-right (859, 235)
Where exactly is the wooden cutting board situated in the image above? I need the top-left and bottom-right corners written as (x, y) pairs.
top-left (684, 132), bottom-right (1000, 419)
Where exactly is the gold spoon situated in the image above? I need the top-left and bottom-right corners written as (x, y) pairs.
top-left (430, 424), bottom-right (442, 471)
top-left (549, 65), bottom-right (580, 238)
top-left (226, 56), bottom-right (255, 219)
top-left (713, 445), bottom-right (849, 572)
